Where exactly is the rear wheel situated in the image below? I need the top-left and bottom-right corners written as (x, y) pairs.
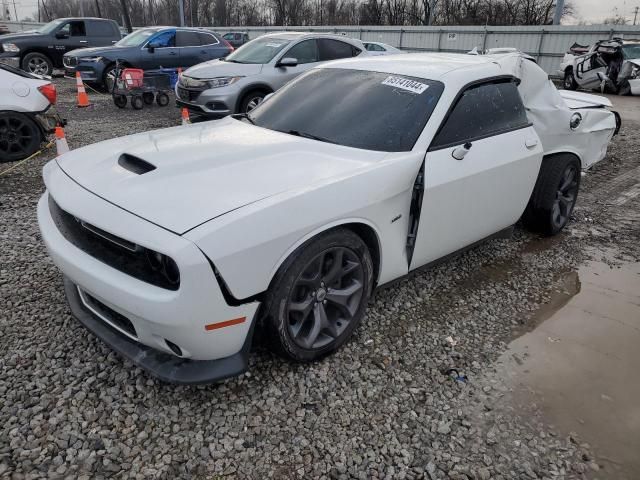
top-left (265, 228), bottom-right (373, 362)
top-left (563, 68), bottom-right (578, 90)
top-left (131, 95), bottom-right (144, 110)
top-left (523, 154), bottom-right (581, 235)
top-left (113, 95), bottom-right (127, 108)
top-left (142, 92), bottom-right (155, 105)
top-left (156, 92), bottom-right (170, 107)
top-left (0, 112), bottom-right (42, 163)
top-left (21, 53), bottom-right (53, 76)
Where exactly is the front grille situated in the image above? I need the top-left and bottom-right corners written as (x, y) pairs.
top-left (83, 291), bottom-right (137, 338)
top-left (177, 87), bottom-right (202, 102)
top-left (49, 195), bottom-right (180, 290)
top-left (63, 56), bottom-right (77, 67)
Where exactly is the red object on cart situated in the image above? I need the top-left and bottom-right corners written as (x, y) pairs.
top-left (121, 68), bottom-right (144, 89)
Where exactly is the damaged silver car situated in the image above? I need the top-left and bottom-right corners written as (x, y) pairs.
top-left (560, 38), bottom-right (640, 95)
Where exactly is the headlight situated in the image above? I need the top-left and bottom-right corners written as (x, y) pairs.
top-left (79, 56), bottom-right (103, 63)
top-left (206, 76), bottom-right (243, 88)
top-left (2, 43), bottom-right (20, 53)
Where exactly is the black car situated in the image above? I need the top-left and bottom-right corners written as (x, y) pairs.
top-left (0, 18), bottom-right (121, 76)
top-left (222, 32), bottom-right (249, 48)
top-left (63, 27), bottom-right (233, 88)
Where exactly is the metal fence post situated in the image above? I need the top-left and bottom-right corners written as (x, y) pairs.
top-left (437, 29), bottom-right (443, 52)
top-left (536, 29), bottom-right (546, 63)
top-left (608, 29), bottom-right (614, 39)
top-left (399, 28), bottom-right (404, 49)
top-left (359, 28), bottom-right (362, 39)
top-left (481, 26), bottom-right (488, 52)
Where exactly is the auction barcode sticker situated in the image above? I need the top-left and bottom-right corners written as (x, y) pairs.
top-left (381, 76), bottom-right (429, 94)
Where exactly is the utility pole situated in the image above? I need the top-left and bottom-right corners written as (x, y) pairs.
top-left (633, 6), bottom-right (639, 25)
top-left (11, 0), bottom-right (18, 22)
top-left (95, 0), bottom-right (102, 17)
top-left (428, 0), bottom-right (437, 25)
top-left (552, 0), bottom-right (565, 25)
top-left (79, 0), bottom-right (85, 17)
top-left (119, 0), bottom-right (133, 32)
top-left (178, 0), bottom-right (185, 26)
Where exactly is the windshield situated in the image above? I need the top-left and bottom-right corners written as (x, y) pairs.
top-left (249, 68), bottom-right (444, 152)
top-left (116, 28), bottom-right (160, 47)
top-left (224, 36), bottom-right (291, 64)
top-left (36, 19), bottom-right (65, 34)
top-left (622, 44), bottom-right (640, 60)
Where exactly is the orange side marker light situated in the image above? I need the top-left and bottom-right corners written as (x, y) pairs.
top-left (205, 317), bottom-right (246, 331)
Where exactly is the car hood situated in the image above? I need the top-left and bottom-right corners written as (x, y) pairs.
top-left (1, 32), bottom-right (45, 43)
top-left (55, 117), bottom-right (384, 234)
top-left (65, 45), bottom-right (135, 58)
top-left (183, 60), bottom-right (263, 79)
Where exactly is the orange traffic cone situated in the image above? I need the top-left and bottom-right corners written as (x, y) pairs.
top-left (75, 72), bottom-right (90, 108)
top-left (55, 126), bottom-right (69, 155)
top-left (181, 108), bottom-right (190, 125)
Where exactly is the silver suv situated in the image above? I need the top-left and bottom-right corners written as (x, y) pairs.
top-left (175, 32), bottom-right (367, 118)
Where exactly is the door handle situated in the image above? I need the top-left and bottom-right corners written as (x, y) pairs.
top-left (525, 138), bottom-right (539, 149)
top-left (79, 40), bottom-right (88, 44)
top-left (169, 51), bottom-right (177, 55)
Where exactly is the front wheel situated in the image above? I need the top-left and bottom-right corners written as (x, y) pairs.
top-left (0, 112), bottom-right (42, 163)
top-left (156, 92), bottom-right (170, 107)
top-left (21, 52), bottom-right (53, 76)
top-left (265, 229), bottom-right (373, 362)
top-left (523, 154), bottom-right (581, 235)
top-left (563, 69), bottom-right (578, 90)
top-left (239, 91), bottom-right (266, 113)
top-left (131, 95), bottom-right (144, 110)
top-left (113, 94), bottom-right (127, 108)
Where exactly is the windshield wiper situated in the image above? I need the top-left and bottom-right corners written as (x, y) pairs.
top-left (286, 130), bottom-right (337, 144)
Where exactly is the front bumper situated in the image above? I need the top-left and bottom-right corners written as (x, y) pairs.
top-left (37, 161), bottom-right (260, 383)
top-left (0, 54), bottom-right (20, 68)
top-left (63, 62), bottom-right (102, 82)
top-left (175, 82), bottom-right (239, 118)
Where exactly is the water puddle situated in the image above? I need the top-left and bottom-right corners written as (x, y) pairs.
top-left (494, 254), bottom-right (640, 479)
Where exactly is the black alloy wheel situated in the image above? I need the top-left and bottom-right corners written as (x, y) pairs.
top-left (0, 113), bottom-right (41, 163)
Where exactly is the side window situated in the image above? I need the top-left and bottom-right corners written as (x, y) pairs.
top-left (318, 39), bottom-right (356, 60)
top-left (69, 21), bottom-right (86, 37)
top-left (431, 81), bottom-right (529, 149)
top-left (89, 21), bottom-right (114, 36)
top-left (197, 32), bottom-right (218, 45)
top-left (176, 31), bottom-right (201, 47)
top-left (366, 43), bottom-right (384, 52)
top-left (150, 31), bottom-right (176, 48)
top-left (284, 40), bottom-right (319, 64)
top-left (223, 33), bottom-right (234, 40)
top-left (234, 33), bottom-right (241, 40)
top-left (57, 23), bottom-right (70, 35)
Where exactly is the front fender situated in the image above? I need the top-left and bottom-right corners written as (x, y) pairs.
top-left (185, 152), bottom-right (424, 299)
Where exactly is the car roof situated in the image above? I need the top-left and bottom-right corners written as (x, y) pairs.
top-left (260, 31), bottom-right (362, 43)
top-left (322, 52), bottom-right (504, 82)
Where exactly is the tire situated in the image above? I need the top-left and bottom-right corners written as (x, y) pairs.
top-left (523, 154), bottom-right (581, 236)
top-left (156, 92), bottom-right (170, 107)
top-left (131, 95), bottom-right (144, 110)
top-left (113, 95), bottom-right (127, 108)
top-left (142, 92), bottom-right (155, 105)
top-left (618, 80), bottom-right (631, 96)
top-left (21, 52), bottom-right (53, 76)
top-left (239, 91), bottom-right (267, 113)
top-left (264, 228), bottom-right (374, 362)
top-left (563, 68), bottom-right (578, 90)
top-left (0, 112), bottom-right (42, 163)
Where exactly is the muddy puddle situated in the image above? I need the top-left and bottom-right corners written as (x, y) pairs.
top-left (493, 254), bottom-right (640, 479)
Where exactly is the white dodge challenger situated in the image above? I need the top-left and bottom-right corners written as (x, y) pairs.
top-left (38, 53), bottom-right (618, 383)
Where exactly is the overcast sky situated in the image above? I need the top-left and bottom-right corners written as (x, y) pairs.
top-left (5, 0), bottom-right (640, 24)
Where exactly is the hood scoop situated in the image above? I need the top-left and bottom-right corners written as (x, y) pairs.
top-left (118, 154), bottom-right (156, 175)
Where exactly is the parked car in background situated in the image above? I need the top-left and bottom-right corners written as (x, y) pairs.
top-left (0, 62), bottom-right (60, 162)
top-left (560, 38), bottom-right (640, 95)
top-left (63, 27), bottom-right (233, 88)
top-left (38, 53), bottom-right (617, 384)
top-left (222, 32), bottom-right (249, 48)
top-left (176, 32), bottom-right (366, 117)
top-left (0, 24), bottom-right (10, 35)
top-left (0, 18), bottom-right (121, 76)
top-left (363, 41), bottom-right (404, 55)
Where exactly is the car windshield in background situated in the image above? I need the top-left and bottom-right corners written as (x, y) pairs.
top-left (621, 44), bottom-right (640, 59)
top-left (116, 28), bottom-right (159, 47)
top-left (249, 68), bottom-right (444, 152)
top-left (224, 37), bottom-right (290, 64)
top-left (36, 19), bottom-right (65, 34)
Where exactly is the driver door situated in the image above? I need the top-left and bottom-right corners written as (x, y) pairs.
top-left (575, 53), bottom-right (607, 89)
top-left (140, 30), bottom-right (180, 69)
top-left (270, 39), bottom-right (322, 90)
top-left (409, 79), bottom-right (543, 270)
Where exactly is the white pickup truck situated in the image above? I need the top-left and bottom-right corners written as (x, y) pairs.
top-left (559, 38), bottom-right (640, 96)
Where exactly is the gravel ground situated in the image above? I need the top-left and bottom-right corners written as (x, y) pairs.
top-left (1, 79), bottom-right (639, 480)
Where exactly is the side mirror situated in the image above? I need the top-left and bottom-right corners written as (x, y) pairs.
top-left (147, 42), bottom-right (159, 53)
top-left (452, 142), bottom-right (472, 160)
top-left (277, 57), bottom-right (298, 68)
top-left (55, 31), bottom-right (69, 39)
